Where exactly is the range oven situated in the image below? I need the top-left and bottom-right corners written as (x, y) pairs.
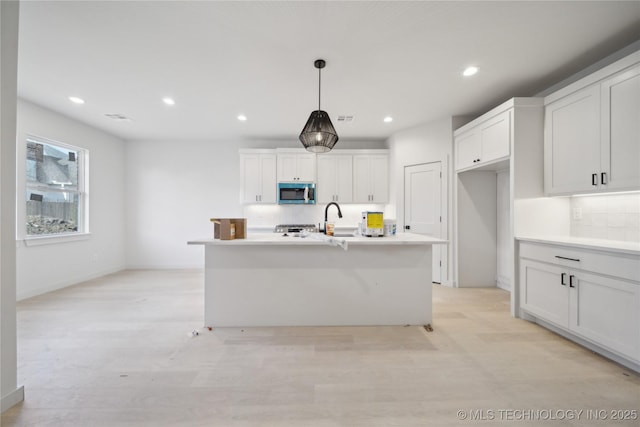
top-left (277, 182), bottom-right (316, 204)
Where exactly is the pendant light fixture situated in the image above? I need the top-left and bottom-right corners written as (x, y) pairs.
top-left (299, 59), bottom-right (339, 153)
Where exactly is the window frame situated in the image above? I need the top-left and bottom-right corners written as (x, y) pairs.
top-left (22, 135), bottom-right (90, 243)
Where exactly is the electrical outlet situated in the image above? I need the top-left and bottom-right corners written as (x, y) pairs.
top-left (572, 207), bottom-right (583, 220)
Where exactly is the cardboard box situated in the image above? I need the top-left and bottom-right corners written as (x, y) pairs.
top-left (210, 218), bottom-right (247, 240)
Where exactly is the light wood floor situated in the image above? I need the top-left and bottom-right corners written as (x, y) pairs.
top-left (2, 269), bottom-right (639, 426)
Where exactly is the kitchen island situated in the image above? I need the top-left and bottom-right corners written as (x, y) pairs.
top-left (188, 232), bottom-right (446, 327)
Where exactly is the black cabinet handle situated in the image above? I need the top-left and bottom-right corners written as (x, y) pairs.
top-left (555, 255), bottom-right (580, 262)
top-left (561, 273), bottom-right (567, 286)
top-left (601, 172), bottom-right (607, 185)
top-left (405, 225), bottom-right (411, 230)
top-left (592, 173), bottom-right (598, 186)
top-left (569, 275), bottom-right (576, 288)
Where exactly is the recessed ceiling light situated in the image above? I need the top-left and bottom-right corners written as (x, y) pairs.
top-left (68, 96), bottom-right (85, 104)
top-left (383, 116), bottom-right (393, 123)
top-left (463, 66), bottom-right (479, 77)
top-left (237, 114), bottom-right (247, 121)
top-left (162, 97), bottom-right (175, 106)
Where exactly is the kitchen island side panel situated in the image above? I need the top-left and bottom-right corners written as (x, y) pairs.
top-left (203, 244), bottom-right (433, 327)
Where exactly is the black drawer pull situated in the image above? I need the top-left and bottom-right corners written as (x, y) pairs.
top-left (555, 255), bottom-right (580, 262)
top-left (561, 273), bottom-right (567, 286)
top-left (569, 275), bottom-right (576, 288)
top-left (601, 172), bottom-right (607, 185)
top-left (591, 173), bottom-right (598, 186)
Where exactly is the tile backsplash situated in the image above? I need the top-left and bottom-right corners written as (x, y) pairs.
top-left (570, 193), bottom-right (640, 242)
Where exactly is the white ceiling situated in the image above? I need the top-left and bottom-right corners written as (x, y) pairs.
top-left (17, 1), bottom-right (640, 143)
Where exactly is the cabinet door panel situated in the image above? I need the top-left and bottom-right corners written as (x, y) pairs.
top-left (569, 271), bottom-right (639, 361)
top-left (544, 85), bottom-right (600, 194)
top-left (353, 155), bottom-right (371, 203)
top-left (520, 260), bottom-right (569, 328)
top-left (455, 131), bottom-right (480, 171)
top-left (370, 155), bottom-right (389, 203)
top-left (260, 155), bottom-right (277, 203)
top-left (240, 155), bottom-right (261, 203)
top-left (335, 155), bottom-right (353, 203)
top-left (316, 156), bottom-right (337, 203)
top-left (480, 111), bottom-right (510, 162)
top-left (277, 154), bottom-right (298, 182)
top-left (297, 154), bottom-right (316, 182)
top-left (601, 65), bottom-right (640, 191)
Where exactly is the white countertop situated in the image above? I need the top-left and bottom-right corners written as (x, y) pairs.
top-left (516, 235), bottom-right (640, 256)
top-left (189, 232), bottom-right (446, 246)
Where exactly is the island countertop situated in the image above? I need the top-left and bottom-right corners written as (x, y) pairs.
top-left (188, 232), bottom-right (446, 246)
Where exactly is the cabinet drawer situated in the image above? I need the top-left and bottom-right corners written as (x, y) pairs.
top-left (520, 241), bottom-right (640, 282)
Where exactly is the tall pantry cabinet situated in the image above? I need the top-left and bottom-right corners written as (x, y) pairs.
top-left (454, 98), bottom-right (545, 316)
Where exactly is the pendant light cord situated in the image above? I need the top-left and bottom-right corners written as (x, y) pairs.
top-left (318, 67), bottom-right (321, 112)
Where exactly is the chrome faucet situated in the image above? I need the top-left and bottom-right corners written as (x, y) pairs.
top-left (324, 202), bottom-right (343, 234)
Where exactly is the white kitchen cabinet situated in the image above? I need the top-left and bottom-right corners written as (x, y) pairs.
top-left (601, 64), bottom-right (640, 191)
top-left (239, 150), bottom-right (276, 204)
top-left (353, 154), bottom-right (389, 203)
top-left (455, 110), bottom-right (510, 171)
top-left (520, 259), bottom-right (569, 328)
top-left (543, 85), bottom-right (600, 194)
top-left (316, 154), bottom-right (353, 203)
top-left (277, 150), bottom-right (316, 182)
top-left (544, 55), bottom-right (640, 195)
top-left (453, 97), bottom-right (544, 311)
top-left (519, 240), bottom-right (640, 366)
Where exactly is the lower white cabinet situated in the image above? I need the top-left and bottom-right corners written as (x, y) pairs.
top-left (519, 241), bottom-right (640, 366)
top-left (521, 259), bottom-right (569, 328)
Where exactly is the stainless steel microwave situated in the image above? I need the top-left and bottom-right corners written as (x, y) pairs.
top-left (278, 182), bottom-right (316, 205)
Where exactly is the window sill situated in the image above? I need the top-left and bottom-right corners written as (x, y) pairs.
top-left (20, 233), bottom-right (92, 247)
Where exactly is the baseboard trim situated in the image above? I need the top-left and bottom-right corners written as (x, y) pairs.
top-left (1, 385), bottom-right (24, 413)
top-left (525, 314), bottom-right (640, 374)
top-left (17, 266), bottom-right (124, 301)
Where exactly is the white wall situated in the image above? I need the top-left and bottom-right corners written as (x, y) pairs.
top-left (386, 117), bottom-right (461, 285)
top-left (1, 0), bottom-right (23, 412)
top-left (496, 169), bottom-right (510, 290)
top-left (124, 139), bottom-right (386, 268)
top-left (15, 100), bottom-right (126, 300)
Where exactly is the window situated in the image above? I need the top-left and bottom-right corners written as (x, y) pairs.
top-left (25, 136), bottom-right (88, 236)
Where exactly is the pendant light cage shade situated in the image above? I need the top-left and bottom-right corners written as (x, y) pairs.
top-left (299, 110), bottom-right (339, 153)
top-left (299, 59), bottom-right (339, 152)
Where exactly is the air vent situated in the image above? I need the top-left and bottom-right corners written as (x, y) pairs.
top-left (337, 115), bottom-right (354, 123)
top-left (105, 113), bottom-right (132, 122)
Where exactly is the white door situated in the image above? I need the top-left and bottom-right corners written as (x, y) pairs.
top-left (404, 162), bottom-right (442, 283)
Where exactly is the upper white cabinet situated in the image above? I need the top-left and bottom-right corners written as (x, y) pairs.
top-left (353, 153), bottom-right (389, 203)
top-left (601, 64), bottom-right (640, 191)
top-left (544, 53), bottom-right (640, 195)
top-left (544, 85), bottom-right (600, 194)
top-left (276, 149), bottom-right (316, 182)
top-left (239, 150), bottom-right (277, 204)
top-left (316, 154), bottom-right (353, 203)
top-left (455, 110), bottom-right (511, 171)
